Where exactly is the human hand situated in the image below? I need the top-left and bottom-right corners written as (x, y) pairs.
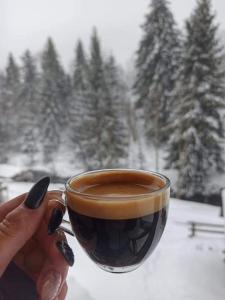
top-left (0, 177), bottom-right (74, 300)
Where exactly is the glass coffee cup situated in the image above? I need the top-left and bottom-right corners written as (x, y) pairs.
top-left (59, 169), bottom-right (170, 273)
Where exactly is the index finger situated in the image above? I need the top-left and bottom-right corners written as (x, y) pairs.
top-left (0, 191), bottom-right (65, 222)
top-left (35, 202), bottom-right (71, 299)
top-left (45, 191), bottom-right (66, 217)
top-left (0, 194), bottom-right (25, 221)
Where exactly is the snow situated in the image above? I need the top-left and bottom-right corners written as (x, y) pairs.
top-left (2, 180), bottom-right (225, 300)
top-left (0, 154), bottom-right (83, 181)
top-left (0, 164), bottom-right (23, 178)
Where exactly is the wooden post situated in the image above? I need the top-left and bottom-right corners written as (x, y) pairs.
top-left (222, 189), bottom-right (225, 228)
top-left (189, 222), bottom-right (195, 238)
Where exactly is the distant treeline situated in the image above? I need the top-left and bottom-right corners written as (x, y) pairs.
top-left (0, 29), bottom-right (130, 171)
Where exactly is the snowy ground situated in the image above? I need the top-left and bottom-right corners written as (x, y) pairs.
top-left (1, 177), bottom-right (224, 300)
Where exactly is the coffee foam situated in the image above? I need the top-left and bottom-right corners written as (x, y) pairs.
top-left (66, 170), bottom-right (169, 220)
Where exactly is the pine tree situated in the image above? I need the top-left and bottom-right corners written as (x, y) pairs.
top-left (3, 54), bottom-right (21, 156)
top-left (88, 29), bottom-right (112, 169)
top-left (104, 55), bottom-right (129, 167)
top-left (40, 38), bottom-right (66, 164)
top-left (5, 54), bottom-right (20, 95)
top-left (19, 50), bottom-right (39, 165)
top-left (165, 0), bottom-right (225, 199)
top-left (57, 67), bottom-right (72, 130)
top-left (134, 0), bottom-right (181, 170)
top-left (0, 73), bottom-right (8, 162)
top-left (70, 39), bottom-right (98, 170)
top-left (88, 29), bottom-right (130, 168)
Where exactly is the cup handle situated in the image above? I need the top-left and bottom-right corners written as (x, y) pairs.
top-left (49, 189), bottom-right (75, 237)
top-left (59, 220), bottom-right (75, 236)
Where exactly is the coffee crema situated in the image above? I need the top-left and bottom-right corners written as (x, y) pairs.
top-left (66, 169), bottom-right (169, 220)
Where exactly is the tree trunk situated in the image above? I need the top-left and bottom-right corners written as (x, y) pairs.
top-left (127, 101), bottom-right (138, 142)
top-left (155, 113), bottom-right (159, 172)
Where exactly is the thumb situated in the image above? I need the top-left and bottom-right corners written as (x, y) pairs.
top-left (0, 177), bottom-right (50, 277)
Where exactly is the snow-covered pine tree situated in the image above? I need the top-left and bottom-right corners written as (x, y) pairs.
top-left (104, 55), bottom-right (129, 167)
top-left (40, 38), bottom-right (66, 165)
top-left (3, 54), bottom-right (21, 156)
top-left (165, 0), bottom-right (225, 199)
top-left (70, 39), bottom-right (98, 170)
top-left (0, 73), bottom-right (8, 162)
top-left (19, 50), bottom-right (39, 165)
top-left (88, 29), bottom-right (114, 169)
top-left (133, 0), bottom-right (181, 170)
top-left (88, 29), bottom-right (130, 168)
top-left (56, 66), bottom-right (72, 130)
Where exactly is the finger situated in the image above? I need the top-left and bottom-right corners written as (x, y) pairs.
top-left (0, 191), bottom-right (64, 223)
top-left (47, 191), bottom-right (65, 207)
top-left (0, 191), bottom-right (66, 222)
top-left (47, 206), bottom-right (64, 236)
top-left (13, 237), bottom-right (46, 276)
top-left (45, 194), bottom-right (65, 223)
top-left (0, 177), bottom-right (50, 277)
top-left (13, 194), bottom-right (65, 277)
top-left (36, 230), bottom-right (70, 300)
top-left (0, 194), bottom-right (25, 221)
top-left (45, 192), bottom-right (65, 228)
top-left (34, 199), bottom-right (72, 299)
top-left (56, 282), bottom-right (68, 300)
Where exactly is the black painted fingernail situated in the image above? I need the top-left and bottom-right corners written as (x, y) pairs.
top-left (24, 177), bottom-right (50, 209)
top-left (48, 208), bottom-right (63, 235)
top-left (56, 240), bottom-right (74, 266)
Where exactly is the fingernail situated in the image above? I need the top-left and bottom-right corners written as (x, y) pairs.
top-left (24, 177), bottom-right (50, 209)
top-left (48, 208), bottom-right (63, 235)
top-left (40, 270), bottom-right (61, 300)
top-left (56, 240), bottom-right (74, 266)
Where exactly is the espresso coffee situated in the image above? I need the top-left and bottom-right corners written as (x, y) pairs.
top-left (66, 170), bottom-right (169, 270)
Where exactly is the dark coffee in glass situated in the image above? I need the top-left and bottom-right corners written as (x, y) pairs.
top-left (66, 169), bottom-right (170, 273)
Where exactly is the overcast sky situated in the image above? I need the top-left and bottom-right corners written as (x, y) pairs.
top-left (0, 0), bottom-right (225, 70)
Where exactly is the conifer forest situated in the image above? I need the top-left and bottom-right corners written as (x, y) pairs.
top-left (0, 0), bottom-right (225, 203)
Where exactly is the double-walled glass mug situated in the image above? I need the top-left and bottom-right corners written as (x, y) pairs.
top-left (58, 169), bottom-right (170, 273)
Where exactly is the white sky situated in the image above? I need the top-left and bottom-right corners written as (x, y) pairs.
top-left (0, 0), bottom-right (224, 70)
